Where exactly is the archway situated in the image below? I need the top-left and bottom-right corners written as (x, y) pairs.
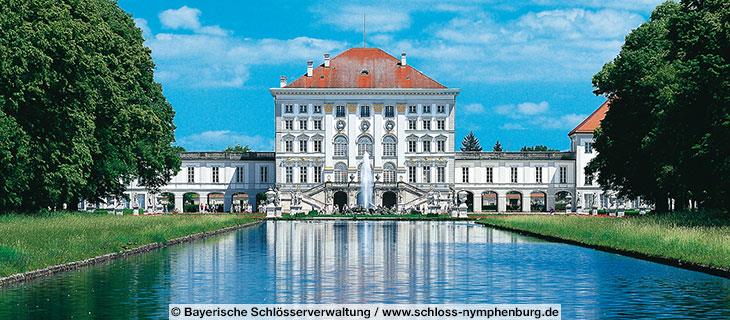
top-left (183, 192), bottom-right (199, 213)
top-left (382, 191), bottom-right (397, 209)
top-left (530, 191), bottom-right (547, 212)
top-left (463, 191), bottom-right (474, 212)
top-left (208, 193), bottom-right (224, 212)
top-left (158, 192), bottom-right (175, 213)
top-left (506, 191), bottom-right (522, 212)
top-left (333, 191), bottom-right (348, 213)
top-left (481, 191), bottom-right (498, 212)
top-left (232, 192), bottom-right (249, 213)
top-left (555, 191), bottom-right (572, 211)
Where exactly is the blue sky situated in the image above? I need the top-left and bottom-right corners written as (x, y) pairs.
top-left (119, 0), bottom-right (663, 152)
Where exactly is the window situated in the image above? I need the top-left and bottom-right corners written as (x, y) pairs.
top-left (585, 142), bottom-right (593, 154)
top-left (437, 167), bottom-right (445, 183)
top-left (536, 167), bottom-right (543, 183)
top-left (423, 166), bottom-right (431, 183)
top-left (285, 167), bottom-right (293, 183)
top-left (187, 167), bottom-right (195, 183)
top-left (357, 136), bottom-right (373, 156)
top-left (486, 167), bottom-right (493, 183)
top-left (236, 167), bottom-right (245, 183)
top-left (299, 120), bottom-right (307, 130)
top-left (407, 120), bottom-right (417, 130)
top-left (360, 105), bottom-right (370, 117)
top-left (299, 140), bottom-right (307, 153)
top-left (385, 105), bottom-right (395, 117)
top-left (383, 136), bottom-right (397, 157)
top-left (212, 167), bottom-right (220, 183)
top-left (334, 163), bottom-right (347, 182)
top-left (383, 163), bottom-right (396, 183)
top-left (422, 140), bottom-right (431, 152)
top-left (462, 167), bottom-right (469, 183)
top-left (422, 120), bottom-right (431, 130)
top-left (284, 120), bottom-right (293, 130)
top-left (313, 140), bottom-right (322, 153)
top-left (408, 166), bottom-right (416, 183)
top-left (285, 140), bottom-right (293, 152)
top-left (313, 119), bottom-right (322, 130)
top-left (423, 105), bottom-right (431, 113)
top-left (437, 140), bottom-right (445, 152)
top-left (334, 136), bottom-right (347, 157)
top-left (560, 167), bottom-right (567, 183)
top-left (437, 105), bottom-right (445, 113)
top-left (437, 120), bottom-right (445, 130)
top-left (585, 173), bottom-right (593, 185)
top-left (313, 105), bottom-right (322, 113)
top-left (510, 167), bottom-right (518, 183)
top-left (408, 105), bottom-right (417, 113)
top-left (408, 140), bottom-right (417, 153)
top-left (284, 105), bottom-right (293, 113)
top-left (313, 166), bottom-right (322, 183)
top-left (299, 167), bottom-right (308, 183)
top-left (260, 166), bottom-right (268, 182)
top-left (336, 105), bottom-right (345, 117)
top-left (299, 105), bottom-right (307, 113)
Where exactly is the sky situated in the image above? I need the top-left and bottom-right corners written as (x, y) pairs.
top-left (118, 0), bottom-right (664, 152)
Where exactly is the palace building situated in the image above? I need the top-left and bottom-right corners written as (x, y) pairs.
top-left (119, 48), bottom-right (633, 214)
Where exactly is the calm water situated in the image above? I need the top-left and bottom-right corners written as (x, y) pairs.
top-left (0, 221), bottom-right (728, 319)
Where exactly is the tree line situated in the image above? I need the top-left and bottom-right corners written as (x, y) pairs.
top-left (588, 0), bottom-right (728, 212)
top-left (0, 0), bottom-right (181, 211)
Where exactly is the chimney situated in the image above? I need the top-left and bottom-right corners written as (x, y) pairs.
top-left (324, 53), bottom-right (330, 67)
top-left (279, 75), bottom-right (287, 88)
top-left (401, 52), bottom-right (407, 66)
top-left (307, 60), bottom-right (313, 77)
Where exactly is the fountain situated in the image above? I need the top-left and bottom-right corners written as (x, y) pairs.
top-left (359, 151), bottom-right (373, 210)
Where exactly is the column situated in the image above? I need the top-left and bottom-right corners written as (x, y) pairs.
top-left (473, 191), bottom-right (484, 214)
top-left (497, 192), bottom-right (507, 212)
top-left (198, 192), bottom-right (209, 212)
top-left (224, 193), bottom-right (233, 213)
top-left (174, 193), bottom-right (183, 213)
top-left (522, 193), bottom-right (531, 212)
top-left (547, 194), bottom-right (555, 211)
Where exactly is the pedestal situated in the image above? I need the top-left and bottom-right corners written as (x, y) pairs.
top-left (275, 207), bottom-right (283, 218)
top-left (290, 205), bottom-right (303, 215)
top-left (428, 205), bottom-right (440, 215)
top-left (265, 204), bottom-right (277, 219)
top-left (457, 203), bottom-right (468, 218)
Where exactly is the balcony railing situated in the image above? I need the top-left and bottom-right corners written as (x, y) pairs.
top-left (180, 152), bottom-right (276, 160)
top-left (456, 151), bottom-right (575, 160)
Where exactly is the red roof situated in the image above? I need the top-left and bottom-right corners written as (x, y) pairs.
top-left (285, 48), bottom-right (446, 89)
top-left (569, 100), bottom-right (610, 136)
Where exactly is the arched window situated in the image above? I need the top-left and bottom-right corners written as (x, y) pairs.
top-left (334, 162), bottom-right (348, 182)
top-left (334, 135), bottom-right (348, 157)
top-left (383, 162), bottom-right (397, 183)
top-left (357, 136), bottom-right (373, 156)
top-left (383, 135), bottom-right (397, 157)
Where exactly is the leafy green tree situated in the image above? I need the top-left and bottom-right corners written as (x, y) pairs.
top-left (521, 145), bottom-right (556, 152)
top-left (493, 141), bottom-right (503, 152)
top-left (460, 131), bottom-right (482, 152)
top-left (587, 0), bottom-right (729, 211)
top-left (0, 0), bottom-right (181, 211)
top-left (0, 111), bottom-right (30, 209)
top-left (224, 144), bottom-right (252, 153)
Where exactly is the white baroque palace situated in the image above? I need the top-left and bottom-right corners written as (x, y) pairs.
top-left (118, 47), bottom-right (638, 214)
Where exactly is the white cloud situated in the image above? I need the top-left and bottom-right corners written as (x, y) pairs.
top-left (534, 113), bottom-right (588, 130)
top-left (493, 101), bottom-right (584, 130)
top-left (494, 101), bottom-right (549, 117)
top-left (145, 7), bottom-right (346, 88)
top-left (500, 123), bottom-right (527, 130)
top-left (312, 4), bottom-right (411, 33)
top-left (133, 18), bottom-right (151, 38)
top-left (517, 9), bottom-right (644, 39)
top-left (177, 130), bottom-right (274, 151)
top-left (463, 103), bottom-right (486, 114)
top-left (158, 6), bottom-right (228, 36)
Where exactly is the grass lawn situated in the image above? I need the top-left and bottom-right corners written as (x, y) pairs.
top-left (0, 212), bottom-right (261, 278)
top-left (477, 211), bottom-right (730, 271)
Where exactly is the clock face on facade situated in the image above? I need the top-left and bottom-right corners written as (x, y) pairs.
top-left (360, 120), bottom-right (370, 131)
top-left (336, 120), bottom-right (346, 131)
top-left (385, 120), bottom-right (395, 131)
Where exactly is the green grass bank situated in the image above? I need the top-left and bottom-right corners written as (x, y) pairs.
top-left (477, 211), bottom-right (730, 274)
top-left (0, 212), bottom-right (261, 278)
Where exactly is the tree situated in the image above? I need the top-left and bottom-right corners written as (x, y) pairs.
top-left (521, 145), bottom-right (557, 152)
top-left (460, 131), bottom-right (482, 152)
top-left (587, 0), bottom-right (729, 211)
top-left (0, 0), bottom-right (181, 211)
top-left (493, 141), bottom-right (503, 152)
top-left (224, 144), bottom-right (252, 153)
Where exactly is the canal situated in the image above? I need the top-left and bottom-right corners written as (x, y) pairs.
top-left (1, 221), bottom-right (728, 319)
